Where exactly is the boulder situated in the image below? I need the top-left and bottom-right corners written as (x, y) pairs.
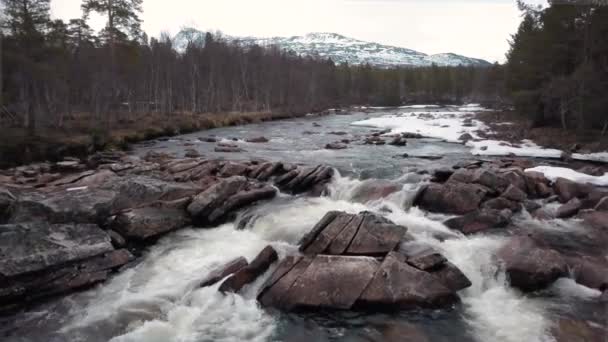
top-left (556, 198), bottom-right (582, 219)
top-left (388, 136), bottom-right (407, 146)
top-left (471, 169), bottom-right (510, 194)
top-left (350, 180), bottom-right (401, 203)
top-left (108, 230), bottom-right (127, 248)
top-left (0, 222), bottom-right (131, 307)
top-left (278, 165), bottom-right (334, 194)
top-left (215, 145), bottom-right (244, 153)
top-left (219, 246), bottom-right (278, 293)
top-left (415, 182), bottom-right (488, 215)
top-left (553, 178), bottom-right (592, 203)
top-left (246, 137), bottom-right (269, 143)
top-left (567, 256), bottom-right (608, 291)
top-left (524, 171), bottom-right (551, 198)
top-left (325, 142), bottom-right (348, 150)
top-left (218, 162), bottom-right (250, 178)
top-left (581, 211), bottom-right (608, 231)
top-left (497, 235), bottom-right (568, 291)
top-left (482, 197), bottom-right (521, 212)
top-left (593, 196), bottom-right (608, 211)
top-left (502, 184), bottom-right (527, 202)
top-left (201, 257), bottom-right (249, 288)
top-left (432, 168), bottom-right (454, 183)
top-left (356, 252), bottom-right (459, 310)
top-left (184, 148), bottom-right (201, 158)
top-left (444, 209), bottom-right (511, 235)
top-left (187, 177), bottom-right (276, 226)
top-left (111, 200), bottom-right (192, 240)
top-left (458, 133), bottom-right (473, 142)
top-left (428, 261), bottom-right (473, 292)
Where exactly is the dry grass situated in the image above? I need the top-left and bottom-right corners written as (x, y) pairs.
top-left (0, 111), bottom-right (303, 167)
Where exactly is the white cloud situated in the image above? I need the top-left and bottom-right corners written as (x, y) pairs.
top-left (50, 0), bottom-right (528, 63)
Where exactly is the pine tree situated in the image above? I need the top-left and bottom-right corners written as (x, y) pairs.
top-left (81, 0), bottom-right (143, 44)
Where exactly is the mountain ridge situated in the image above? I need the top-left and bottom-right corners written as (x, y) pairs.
top-left (174, 29), bottom-right (491, 68)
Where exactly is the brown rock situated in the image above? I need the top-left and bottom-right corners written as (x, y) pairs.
top-left (415, 182), bottom-right (488, 215)
top-left (350, 180), bottom-right (401, 203)
top-left (112, 202), bottom-right (192, 240)
top-left (218, 162), bottom-right (249, 178)
top-left (429, 261), bottom-right (472, 292)
top-left (201, 257), bottom-right (249, 288)
top-left (593, 196), bottom-right (608, 211)
top-left (444, 209), bottom-right (511, 235)
top-left (551, 319), bottom-right (607, 342)
top-left (567, 257), bottom-right (608, 291)
top-left (554, 177), bottom-right (593, 203)
top-left (246, 137), bottom-right (269, 143)
top-left (497, 235), bottom-right (568, 291)
top-left (556, 198), bottom-right (582, 219)
top-left (482, 197), bottom-right (521, 212)
top-left (325, 142), bottom-right (348, 150)
top-left (219, 246), bottom-right (278, 293)
top-left (502, 184), bottom-right (527, 202)
top-left (356, 252), bottom-right (459, 310)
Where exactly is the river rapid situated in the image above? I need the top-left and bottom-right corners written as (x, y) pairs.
top-left (2, 107), bottom-right (605, 342)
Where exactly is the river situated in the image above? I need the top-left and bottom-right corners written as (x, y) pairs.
top-left (1, 107), bottom-right (604, 342)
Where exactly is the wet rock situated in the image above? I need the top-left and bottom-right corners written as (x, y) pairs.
top-left (357, 252), bottom-right (459, 310)
top-left (375, 323), bottom-right (430, 342)
top-left (184, 148), bottom-right (201, 158)
top-left (406, 251), bottom-right (447, 271)
top-left (429, 261), bottom-right (473, 292)
top-left (219, 246), bottom-right (278, 293)
top-left (524, 171), bottom-right (551, 198)
top-left (502, 184), bottom-right (527, 202)
top-left (554, 177), bottom-right (593, 203)
top-left (502, 170), bottom-right (527, 192)
top-left (458, 133), bottom-right (473, 142)
top-left (218, 162), bottom-right (250, 178)
top-left (251, 162), bottom-right (283, 181)
top-left (112, 200), bottom-right (192, 240)
top-left (201, 257), bottom-right (249, 288)
top-left (214, 143), bottom-right (244, 153)
top-left (415, 182), bottom-right (488, 215)
top-left (325, 142), bottom-right (348, 150)
top-left (444, 209), bottom-right (511, 235)
top-left (0, 222), bottom-right (131, 307)
top-left (278, 165), bottom-right (334, 195)
top-left (581, 211), bottom-right (608, 231)
top-left (472, 169), bottom-right (510, 194)
top-left (388, 136), bottom-right (407, 146)
top-left (246, 136), bottom-right (269, 143)
top-left (300, 212), bottom-right (407, 256)
top-left (593, 196), bottom-right (608, 211)
top-left (401, 132), bottom-right (424, 139)
top-left (556, 198), bottom-right (582, 219)
top-left (328, 131), bottom-right (347, 136)
top-left (551, 319), bottom-right (607, 342)
top-left (497, 235), bottom-right (568, 292)
top-left (108, 230), bottom-right (127, 248)
top-left (365, 136), bottom-right (386, 145)
top-left (523, 200), bottom-right (542, 213)
top-left (567, 257), bottom-right (608, 291)
top-left (432, 168), bottom-right (454, 183)
top-left (0, 188), bottom-right (16, 222)
top-left (350, 180), bottom-right (401, 203)
top-left (200, 137), bottom-right (217, 143)
top-left (482, 197), bottom-right (521, 212)
top-left (55, 160), bottom-right (85, 172)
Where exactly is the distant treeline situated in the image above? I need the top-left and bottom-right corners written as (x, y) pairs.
top-left (0, 0), bottom-right (505, 137)
top-left (506, 0), bottom-right (608, 131)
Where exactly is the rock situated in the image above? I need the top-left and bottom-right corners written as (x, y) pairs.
top-left (300, 211), bottom-right (407, 256)
top-left (415, 182), bottom-right (488, 215)
top-left (328, 131), bottom-right (347, 136)
top-left (556, 198), bottom-right (582, 218)
top-left (458, 133), bottom-right (474, 142)
top-left (0, 188), bottom-right (16, 222)
top-left (482, 197), bottom-right (521, 212)
top-left (472, 169), bottom-right (510, 194)
top-left (246, 137), bottom-right (269, 143)
top-left (350, 180), bottom-right (401, 203)
top-left (200, 257), bottom-right (249, 288)
top-left (325, 142), bottom-right (348, 150)
top-left (108, 175), bottom-right (200, 211)
top-left (429, 261), bottom-right (473, 292)
top-left (551, 319), bottom-right (607, 342)
top-left (357, 252), bottom-right (459, 310)
top-left (215, 145), bottom-right (244, 153)
top-left (184, 148), bottom-right (200, 158)
top-left (567, 257), bottom-right (608, 291)
top-left (444, 209), bottom-right (511, 235)
top-left (365, 136), bottom-right (386, 145)
top-left (55, 160), bottom-right (85, 172)
top-left (406, 251), bottom-right (447, 271)
top-left (375, 323), bottom-right (430, 342)
top-left (278, 165), bottom-right (334, 194)
top-left (0, 222), bottom-right (131, 307)
top-left (502, 184), bottom-right (527, 202)
top-left (523, 200), bottom-right (542, 213)
top-left (218, 162), bottom-right (250, 178)
top-left (554, 177), bottom-right (592, 203)
top-left (524, 171), bottom-right (551, 198)
top-left (200, 137), bottom-right (217, 143)
top-left (219, 246), bottom-right (278, 293)
top-left (432, 168), bottom-right (454, 183)
top-left (581, 211), bottom-right (608, 231)
top-left (187, 177), bottom-right (277, 226)
top-left (112, 201), bottom-right (192, 240)
top-left (108, 230), bottom-right (127, 248)
top-left (264, 255), bottom-right (380, 310)
top-left (593, 196), bottom-right (608, 211)
top-left (388, 136), bottom-right (407, 146)
top-left (497, 235), bottom-right (568, 291)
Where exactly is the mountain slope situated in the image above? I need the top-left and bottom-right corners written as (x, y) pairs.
top-left (174, 29), bottom-right (491, 68)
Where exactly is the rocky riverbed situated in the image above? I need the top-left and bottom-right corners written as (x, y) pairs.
top-left (1, 106), bottom-right (606, 342)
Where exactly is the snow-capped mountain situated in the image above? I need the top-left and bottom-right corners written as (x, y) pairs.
top-left (173, 29), bottom-right (491, 68)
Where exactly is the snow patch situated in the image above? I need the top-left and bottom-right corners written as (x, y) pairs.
top-left (525, 165), bottom-right (608, 186)
top-left (468, 140), bottom-right (563, 159)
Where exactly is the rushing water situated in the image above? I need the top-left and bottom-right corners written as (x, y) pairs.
top-left (2, 108), bottom-right (605, 342)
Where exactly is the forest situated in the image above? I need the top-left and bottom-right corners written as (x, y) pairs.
top-left (0, 0), bottom-right (606, 164)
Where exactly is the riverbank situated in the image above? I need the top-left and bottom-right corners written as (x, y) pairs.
top-left (0, 110), bottom-right (325, 168)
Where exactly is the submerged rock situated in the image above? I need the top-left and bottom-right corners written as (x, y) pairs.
top-left (219, 246), bottom-right (278, 293)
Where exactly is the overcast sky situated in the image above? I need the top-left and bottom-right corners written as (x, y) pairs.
top-left (50, 0), bottom-right (548, 63)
